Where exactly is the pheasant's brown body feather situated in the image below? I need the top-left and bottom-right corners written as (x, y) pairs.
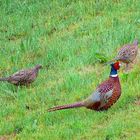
top-left (0, 65), bottom-right (42, 86)
top-left (86, 76), bottom-right (121, 111)
top-left (116, 43), bottom-right (138, 63)
top-left (99, 77), bottom-right (121, 110)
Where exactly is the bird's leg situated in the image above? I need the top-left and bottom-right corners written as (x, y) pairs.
top-left (26, 84), bottom-right (31, 88)
top-left (125, 63), bottom-right (129, 73)
top-left (14, 86), bottom-right (19, 92)
top-left (11, 85), bottom-right (18, 93)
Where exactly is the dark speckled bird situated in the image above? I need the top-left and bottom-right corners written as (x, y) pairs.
top-left (107, 40), bottom-right (138, 71)
top-left (0, 64), bottom-right (42, 86)
top-left (48, 62), bottom-right (121, 112)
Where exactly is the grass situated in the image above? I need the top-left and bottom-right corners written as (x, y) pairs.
top-left (0, 0), bottom-right (140, 139)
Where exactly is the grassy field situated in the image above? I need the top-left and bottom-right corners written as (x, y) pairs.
top-left (0, 0), bottom-right (140, 139)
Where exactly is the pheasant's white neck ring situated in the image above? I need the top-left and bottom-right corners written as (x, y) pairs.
top-left (110, 74), bottom-right (118, 77)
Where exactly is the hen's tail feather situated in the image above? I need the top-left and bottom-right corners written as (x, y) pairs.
top-left (48, 101), bottom-right (85, 112)
top-left (104, 59), bottom-right (116, 65)
top-left (0, 77), bottom-right (9, 81)
top-left (104, 57), bottom-right (120, 65)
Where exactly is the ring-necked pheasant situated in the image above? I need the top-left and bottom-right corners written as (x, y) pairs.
top-left (0, 64), bottom-right (42, 86)
top-left (48, 61), bottom-right (121, 112)
top-left (106, 40), bottom-right (138, 71)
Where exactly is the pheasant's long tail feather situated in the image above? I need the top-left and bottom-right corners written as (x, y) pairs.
top-left (48, 101), bottom-right (85, 112)
top-left (0, 77), bottom-right (9, 81)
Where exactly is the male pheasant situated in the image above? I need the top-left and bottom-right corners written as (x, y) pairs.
top-left (107, 40), bottom-right (138, 71)
top-left (0, 64), bottom-right (42, 86)
top-left (48, 62), bottom-right (121, 112)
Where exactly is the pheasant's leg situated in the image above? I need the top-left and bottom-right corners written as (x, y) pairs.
top-left (12, 85), bottom-right (18, 93)
top-left (125, 63), bottom-right (129, 73)
top-left (26, 84), bottom-right (31, 88)
top-left (125, 62), bottom-right (135, 72)
top-left (15, 85), bottom-right (20, 92)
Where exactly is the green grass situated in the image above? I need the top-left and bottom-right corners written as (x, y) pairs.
top-left (0, 0), bottom-right (140, 139)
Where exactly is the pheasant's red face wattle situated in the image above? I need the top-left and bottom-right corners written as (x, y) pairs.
top-left (113, 61), bottom-right (121, 70)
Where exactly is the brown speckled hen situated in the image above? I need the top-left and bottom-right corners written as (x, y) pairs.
top-left (0, 64), bottom-right (42, 86)
top-left (107, 40), bottom-right (138, 71)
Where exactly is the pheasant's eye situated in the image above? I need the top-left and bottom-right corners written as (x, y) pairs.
top-left (131, 50), bottom-right (135, 54)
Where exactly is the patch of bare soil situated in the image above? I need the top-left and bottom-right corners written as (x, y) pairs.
top-left (0, 127), bottom-right (23, 140)
top-left (0, 133), bottom-right (16, 140)
top-left (133, 95), bottom-right (140, 106)
top-left (134, 100), bottom-right (140, 106)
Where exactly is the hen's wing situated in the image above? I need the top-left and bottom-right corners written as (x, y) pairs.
top-left (8, 69), bottom-right (32, 85)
